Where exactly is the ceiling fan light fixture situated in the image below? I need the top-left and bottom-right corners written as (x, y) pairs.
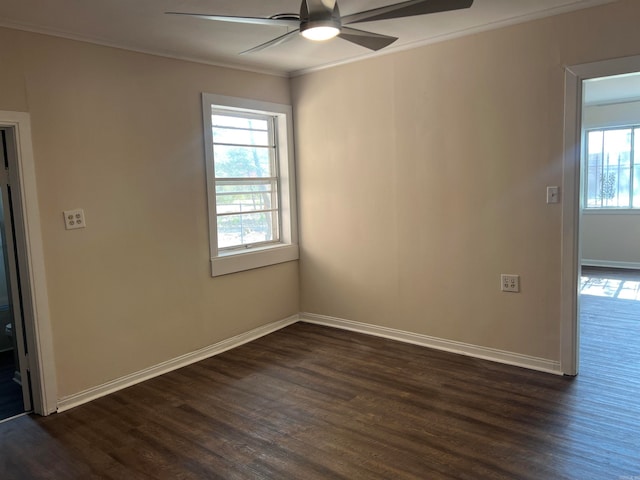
top-left (167, 0), bottom-right (475, 53)
top-left (301, 24), bottom-right (340, 41)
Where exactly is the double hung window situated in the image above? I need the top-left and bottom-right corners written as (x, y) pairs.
top-left (202, 94), bottom-right (298, 276)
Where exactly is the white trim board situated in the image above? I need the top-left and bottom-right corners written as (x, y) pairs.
top-left (582, 260), bottom-right (640, 270)
top-left (57, 315), bottom-right (299, 413)
top-left (58, 311), bottom-right (566, 413)
top-left (300, 313), bottom-right (563, 375)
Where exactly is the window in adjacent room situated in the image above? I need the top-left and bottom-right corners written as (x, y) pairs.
top-left (584, 126), bottom-right (640, 209)
top-left (202, 94), bottom-right (298, 276)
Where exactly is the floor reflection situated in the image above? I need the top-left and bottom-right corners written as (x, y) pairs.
top-left (580, 270), bottom-right (640, 301)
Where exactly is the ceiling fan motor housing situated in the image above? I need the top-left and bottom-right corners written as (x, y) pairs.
top-left (300, 0), bottom-right (342, 36)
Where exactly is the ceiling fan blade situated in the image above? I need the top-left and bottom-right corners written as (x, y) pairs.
top-left (342, 0), bottom-right (473, 25)
top-left (240, 29), bottom-right (300, 55)
top-left (338, 27), bottom-right (398, 51)
top-left (165, 12), bottom-right (300, 28)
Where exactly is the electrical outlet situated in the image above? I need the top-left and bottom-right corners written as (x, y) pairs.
top-left (63, 209), bottom-right (86, 230)
top-left (501, 274), bottom-right (520, 293)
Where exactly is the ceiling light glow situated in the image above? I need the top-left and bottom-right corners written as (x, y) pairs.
top-left (301, 26), bottom-right (340, 41)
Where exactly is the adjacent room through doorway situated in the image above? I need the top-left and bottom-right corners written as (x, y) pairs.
top-left (578, 71), bottom-right (640, 374)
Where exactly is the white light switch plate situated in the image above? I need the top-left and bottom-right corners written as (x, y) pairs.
top-left (546, 186), bottom-right (559, 204)
top-left (63, 209), bottom-right (86, 230)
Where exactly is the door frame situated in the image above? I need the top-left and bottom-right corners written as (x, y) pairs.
top-left (0, 111), bottom-right (57, 415)
top-left (561, 54), bottom-right (640, 376)
top-left (0, 156), bottom-right (33, 412)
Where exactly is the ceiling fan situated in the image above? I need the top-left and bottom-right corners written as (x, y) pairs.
top-left (166, 0), bottom-right (474, 54)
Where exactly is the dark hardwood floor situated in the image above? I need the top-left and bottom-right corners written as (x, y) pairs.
top-left (1, 272), bottom-right (639, 479)
top-left (0, 350), bottom-right (23, 421)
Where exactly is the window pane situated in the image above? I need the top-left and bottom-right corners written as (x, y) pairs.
top-left (217, 211), bottom-right (279, 249)
top-left (213, 145), bottom-right (273, 178)
top-left (216, 183), bottom-right (273, 194)
top-left (212, 115), bottom-right (268, 131)
top-left (586, 154), bottom-right (602, 208)
top-left (212, 126), bottom-right (269, 146)
top-left (601, 129), bottom-right (631, 207)
top-left (216, 182), bottom-right (278, 215)
top-left (588, 130), bottom-right (603, 153)
top-left (586, 131), bottom-right (603, 208)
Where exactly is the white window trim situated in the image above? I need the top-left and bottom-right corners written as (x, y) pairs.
top-left (582, 208), bottom-right (640, 215)
top-left (202, 93), bottom-right (298, 277)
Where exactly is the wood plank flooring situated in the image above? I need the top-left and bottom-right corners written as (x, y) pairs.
top-left (1, 272), bottom-right (639, 479)
top-left (0, 350), bottom-right (24, 421)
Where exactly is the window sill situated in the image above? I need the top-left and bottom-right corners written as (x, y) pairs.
top-left (582, 208), bottom-right (640, 215)
top-left (211, 244), bottom-right (299, 277)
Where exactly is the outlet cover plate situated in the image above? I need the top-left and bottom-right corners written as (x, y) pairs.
top-left (501, 274), bottom-right (520, 293)
top-left (64, 209), bottom-right (86, 230)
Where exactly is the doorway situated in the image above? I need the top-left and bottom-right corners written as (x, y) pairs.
top-left (0, 111), bottom-right (57, 417)
top-left (562, 55), bottom-right (640, 375)
top-left (0, 128), bottom-right (33, 420)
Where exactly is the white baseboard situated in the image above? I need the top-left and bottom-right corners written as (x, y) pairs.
top-left (57, 311), bottom-right (564, 412)
top-left (57, 314), bottom-right (300, 413)
top-left (300, 313), bottom-right (563, 375)
top-left (582, 259), bottom-right (640, 270)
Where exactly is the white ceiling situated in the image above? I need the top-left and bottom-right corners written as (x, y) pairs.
top-left (0, 0), bottom-right (618, 76)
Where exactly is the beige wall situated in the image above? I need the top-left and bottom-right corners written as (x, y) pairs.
top-left (1, 27), bottom-right (299, 398)
top-left (582, 213), bottom-right (640, 266)
top-left (0, 28), bottom-right (28, 112)
top-left (292, 0), bottom-right (640, 362)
